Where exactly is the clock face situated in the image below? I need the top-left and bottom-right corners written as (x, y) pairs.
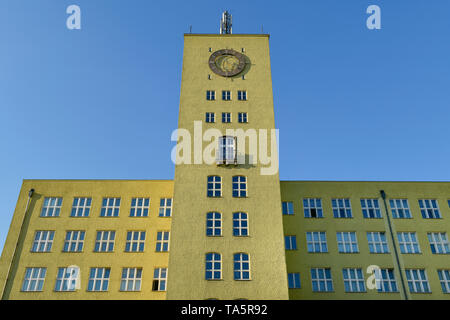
top-left (208, 49), bottom-right (246, 77)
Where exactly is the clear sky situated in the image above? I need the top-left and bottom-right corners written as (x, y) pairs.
top-left (1, 0), bottom-right (449, 252)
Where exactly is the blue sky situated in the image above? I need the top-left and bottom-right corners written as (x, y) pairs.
top-left (0, 0), bottom-right (449, 252)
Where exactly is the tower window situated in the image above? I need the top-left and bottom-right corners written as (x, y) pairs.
top-left (217, 136), bottom-right (237, 165)
top-left (361, 199), bottom-right (382, 219)
top-left (332, 198), bottom-right (352, 218)
top-left (234, 253), bottom-right (250, 280)
top-left (152, 268), bottom-right (167, 291)
top-left (159, 198), bottom-right (172, 217)
top-left (206, 90), bottom-right (216, 101)
top-left (156, 231), bottom-right (170, 252)
top-left (418, 199), bottom-right (441, 219)
top-left (205, 253), bottom-right (222, 280)
top-left (100, 198), bottom-right (120, 217)
top-left (130, 198), bottom-right (149, 217)
top-left (282, 201), bottom-right (294, 215)
top-left (206, 112), bottom-right (215, 123)
top-left (40, 197), bottom-right (62, 217)
top-left (206, 212), bottom-right (222, 236)
top-left (207, 176), bottom-right (222, 197)
top-left (288, 273), bottom-right (301, 289)
top-left (87, 268), bottom-right (110, 292)
top-left (337, 232), bottom-right (359, 253)
top-left (303, 198), bottom-right (323, 218)
top-left (311, 268), bottom-right (334, 292)
top-left (285, 235), bottom-right (297, 250)
top-left (125, 231), bottom-right (146, 252)
top-left (222, 112), bottom-right (231, 123)
top-left (232, 176), bottom-right (247, 197)
top-left (238, 112), bottom-right (248, 123)
top-left (389, 199), bottom-right (412, 219)
top-left (21, 268), bottom-right (46, 292)
top-left (222, 90), bottom-right (231, 101)
top-left (237, 90), bottom-right (247, 101)
top-left (233, 212), bottom-right (248, 236)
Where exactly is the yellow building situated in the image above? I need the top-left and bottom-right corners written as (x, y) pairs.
top-left (1, 16), bottom-right (450, 300)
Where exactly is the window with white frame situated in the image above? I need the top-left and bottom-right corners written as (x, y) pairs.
top-left (418, 199), bottom-right (441, 219)
top-left (222, 112), bottom-right (231, 123)
top-left (159, 198), bottom-right (172, 217)
top-left (100, 198), bottom-right (120, 217)
top-left (332, 198), bottom-right (352, 218)
top-left (87, 268), bottom-right (110, 292)
top-left (71, 197), bottom-right (91, 217)
top-left (206, 90), bottom-right (215, 101)
top-left (405, 269), bottom-right (431, 293)
top-left (156, 231), bottom-right (170, 252)
top-left (55, 266), bottom-right (80, 292)
top-left (205, 253), bottom-right (222, 280)
top-left (238, 112), bottom-right (248, 123)
top-left (389, 199), bottom-right (412, 218)
top-left (374, 268), bottom-right (398, 293)
top-left (282, 201), bottom-right (294, 215)
top-left (130, 198), bottom-right (149, 217)
top-left (237, 90), bottom-right (247, 101)
top-left (360, 199), bottom-right (382, 218)
top-left (311, 268), bottom-right (333, 292)
top-left (288, 273), bottom-right (301, 289)
top-left (125, 231), bottom-right (146, 252)
top-left (31, 231), bottom-right (54, 252)
top-left (306, 232), bottom-right (328, 253)
top-left (233, 212), bottom-right (249, 237)
top-left (63, 231), bottom-right (85, 252)
top-left (303, 198), bottom-right (323, 218)
top-left (217, 136), bottom-right (236, 164)
top-left (21, 268), bottom-right (46, 292)
top-left (94, 231), bottom-right (115, 252)
top-left (337, 232), bottom-right (359, 253)
top-left (232, 176), bottom-right (247, 197)
top-left (206, 212), bottom-right (222, 237)
top-left (397, 232), bottom-right (420, 254)
top-left (285, 235), bottom-right (297, 250)
top-left (437, 269), bottom-right (450, 294)
top-left (207, 176), bottom-right (222, 197)
top-left (366, 232), bottom-right (389, 254)
top-left (152, 268), bottom-right (167, 291)
top-left (40, 197), bottom-right (62, 217)
top-left (222, 90), bottom-right (231, 101)
top-left (427, 232), bottom-right (449, 254)
top-left (205, 112), bottom-right (215, 123)
top-left (120, 268), bottom-right (142, 291)
top-left (234, 253), bottom-right (250, 280)
top-left (342, 268), bottom-right (366, 292)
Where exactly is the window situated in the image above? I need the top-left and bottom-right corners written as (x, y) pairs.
top-left (232, 176), bottom-right (247, 197)
top-left (374, 269), bottom-right (398, 292)
top-left (71, 197), bottom-right (91, 217)
top-left (311, 268), bottom-right (333, 292)
top-left (238, 112), bottom-right (248, 123)
top-left (360, 199), bottom-right (382, 218)
top-left (206, 112), bottom-right (215, 123)
top-left (125, 231), bottom-right (146, 252)
top-left (217, 136), bottom-right (237, 164)
top-left (205, 253), bottom-right (222, 280)
top-left (437, 270), bottom-right (450, 294)
top-left (233, 212), bottom-right (249, 237)
top-left (100, 198), bottom-right (120, 217)
top-left (389, 199), bottom-right (412, 218)
top-left (222, 90), bottom-right (231, 101)
top-left (130, 198), bottom-right (149, 217)
top-left (222, 112), bottom-right (231, 123)
top-left (405, 269), bottom-right (431, 293)
top-left (282, 201), bottom-right (294, 215)
top-left (342, 268), bottom-right (366, 292)
top-left (63, 231), bottom-right (85, 252)
top-left (55, 266), bottom-right (79, 292)
top-left (367, 232), bottom-right (389, 254)
top-left (207, 176), bottom-right (222, 197)
top-left (206, 90), bottom-right (215, 101)
top-left (332, 198), bottom-right (352, 218)
top-left (159, 198), bottom-right (172, 217)
top-left (237, 90), bottom-right (247, 101)
top-left (234, 253), bottom-right (250, 280)
top-left (21, 268), bottom-right (46, 292)
top-left (303, 198), bottom-right (323, 218)
top-left (285, 235), bottom-right (297, 250)
top-left (428, 232), bottom-right (449, 254)
top-left (40, 197), bottom-right (62, 217)
top-left (156, 231), bottom-right (170, 252)
top-left (337, 232), bottom-right (359, 253)
top-left (306, 232), bottom-right (328, 253)
top-left (94, 231), bottom-right (115, 252)
top-left (288, 273), bottom-right (301, 289)
top-left (120, 268), bottom-right (142, 291)
top-left (419, 199), bottom-right (441, 219)
top-left (206, 212), bottom-right (222, 237)
top-left (397, 232), bottom-right (420, 254)
top-left (31, 231), bottom-right (54, 252)
top-left (88, 268), bottom-right (110, 292)
top-left (152, 268), bottom-right (167, 291)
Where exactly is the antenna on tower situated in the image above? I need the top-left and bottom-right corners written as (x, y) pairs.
top-left (220, 11), bottom-right (232, 34)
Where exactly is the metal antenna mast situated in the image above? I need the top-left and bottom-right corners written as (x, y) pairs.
top-left (220, 11), bottom-right (232, 34)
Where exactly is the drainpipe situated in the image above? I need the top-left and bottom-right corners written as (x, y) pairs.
top-left (1, 188), bottom-right (34, 300)
top-left (380, 190), bottom-right (408, 300)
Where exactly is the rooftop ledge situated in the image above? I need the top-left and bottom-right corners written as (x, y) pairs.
top-left (184, 34), bottom-right (270, 38)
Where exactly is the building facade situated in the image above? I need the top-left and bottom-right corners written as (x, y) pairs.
top-left (1, 31), bottom-right (449, 300)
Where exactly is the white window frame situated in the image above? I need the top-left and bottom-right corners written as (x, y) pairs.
top-left (63, 230), bottom-right (85, 252)
top-left (206, 212), bottom-right (222, 237)
top-left (222, 112), bottom-right (231, 123)
top-left (206, 90), bottom-right (216, 101)
top-left (342, 268), bottom-right (366, 292)
top-left (234, 253), bottom-right (250, 280)
top-left (337, 232), bottom-right (359, 253)
top-left (232, 176), bottom-right (247, 197)
top-left (55, 266), bottom-right (80, 292)
top-left (389, 199), bottom-right (412, 218)
top-left (360, 198), bottom-right (382, 219)
top-left (130, 198), bottom-right (150, 217)
top-left (94, 231), bottom-right (115, 252)
top-left (156, 231), bottom-right (170, 252)
top-left (40, 197), bottom-right (62, 217)
top-left (306, 232), bottom-right (328, 253)
top-left (311, 268), bottom-right (333, 292)
top-left (205, 253), bottom-right (222, 280)
top-left (285, 235), bottom-right (297, 250)
top-left (207, 176), bottom-right (222, 197)
top-left (428, 232), bottom-right (450, 254)
top-left (288, 273), bottom-right (301, 289)
top-left (282, 201), bottom-right (294, 215)
top-left (71, 197), bottom-right (91, 217)
top-left (205, 112), bottom-right (215, 123)
top-left (21, 267), bottom-right (46, 292)
top-left (366, 232), bottom-right (389, 254)
top-left (374, 268), bottom-right (398, 292)
top-left (419, 199), bottom-right (441, 219)
top-left (31, 231), bottom-right (54, 252)
top-left (125, 231), bottom-right (146, 252)
top-left (100, 198), bottom-right (120, 217)
top-left (303, 198), bottom-right (323, 218)
top-left (120, 268), bottom-right (142, 291)
top-left (222, 90), bottom-right (231, 101)
top-left (233, 212), bottom-right (249, 237)
top-left (87, 267), bottom-right (110, 292)
top-left (397, 232), bottom-right (421, 254)
top-left (332, 198), bottom-right (352, 218)
top-left (152, 268), bottom-right (167, 291)
top-left (438, 269), bottom-right (450, 294)
top-left (159, 198), bottom-right (172, 217)
top-left (237, 90), bottom-right (247, 101)
top-left (217, 136), bottom-right (237, 165)
top-left (238, 112), bottom-right (248, 123)
top-left (405, 269), bottom-right (431, 293)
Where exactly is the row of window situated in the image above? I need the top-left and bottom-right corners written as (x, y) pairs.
top-left (205, 253), bottom-right (250, 280)
top-left (282, 198), bottom-right (449, 219)
top-left (284, 231), bottom-right (450, 254)
top-left (206, 90), bottom-right (247, 101)
top-left (207, 176), bottom-right (247, 197)
top-left (288, 268), bottom-right (450, 294)
top-left (40, 197), bottom-right (172, 218)
top-left (205, 112), bottom-right (248, 123)
top-left (31, 231), bottom-right (170, 253)
top-left (21, 267), bottom-right (167, 292)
